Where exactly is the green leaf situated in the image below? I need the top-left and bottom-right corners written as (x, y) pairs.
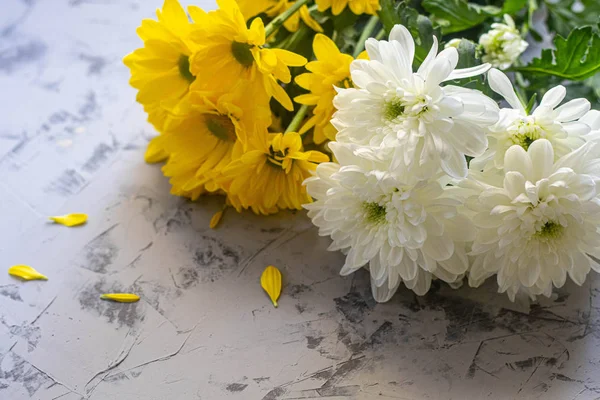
top-left (377, 0), bottom-right (403, 34)
top-left (422, 0), bottom-right (499, 34)
top-left (512, 26), bottom-right (600, 81)
top-left (378, 0), bottom-right (441, 64)
top-left (545, 0), bottom-right (600, 38)
top-left (502, 0), bottom-right (528, 14)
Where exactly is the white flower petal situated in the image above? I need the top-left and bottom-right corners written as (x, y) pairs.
top-left (554, 98), bottom-right (591, 122)
top-left (440, 147), bottom-right (468, 179)
top-left (445, 63), bottom-right (491, 81)
top-left (504, 145), bottom-right (533, 179)
top-left (581, 110), bottom-right (600, 131)
top-left (406, 271), bottom-right (432, 295)
top-left (388, 24), bottom-right (415, 72)
top-left (563, 121), bottom-right (591, 137)
top-left (487, 68), bottom-right (524, 111)
top-left (370, 275), bottom-right (400, 303)
top-left (425, 48), bottom-right (458, 90)
top-left (518, 258), bottom-right (540, 287)
top-left (528, 139), bottom-right (554, 181)
top-left (437, 245), bottom-right (468, 274)
top-left (539, 85), bottom-right (566, 109)
top-left (423, 234), bottom-right (454, 261)
top-left (503, 171), bottom-right (526, 198)
top-left (437, 95), bottom-right (464, 117)
top-left (364, 38), bottom-right (382, 63)
top-left (416, 36), bottom-right (439, 78)
top-left (444, 120), bottom-right (488, 156)
top-left (568, 252), bottom-right (591, 285)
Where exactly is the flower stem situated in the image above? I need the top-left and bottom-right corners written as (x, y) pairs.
top-left (265, 0), bottom-right (312, 38)
top-left (285, 105), bottom-right (309, 133)
top-left (353, 15), bottom-right (379, 58)
top-left (375, 28), bottom-right (386, 40)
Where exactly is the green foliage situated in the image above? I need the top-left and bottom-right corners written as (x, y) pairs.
top-left (378, 0), bottom-right (441, 64)
top-left (422, 0), bottom-right (500, 34)
top-left (333, 7), bottom-right (359, 31)
top-left (545, 0), bottom-right (600, 37)
top-left (502, 0), bottom-right (528, 14)
top-left (512, 26), bottom-right (600, 80)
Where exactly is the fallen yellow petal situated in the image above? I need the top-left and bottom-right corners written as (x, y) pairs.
top-left (261, 265), bottom-right (282, 308)
top-left (49, 213), bottom-right (88, 227)
top-left (209, 207), bottom-right (226, 229)
top-left (8, 265), bottom-right (48, 281)
top-left (100, 293), bottom-right (140, 303)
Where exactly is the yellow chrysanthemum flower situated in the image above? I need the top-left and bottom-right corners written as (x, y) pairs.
top-left (220, 132), bottom-right (329, 214)
top-left (237, 0), bottom-right (323, 33)
top-left (283, 2), bottom-right (324, 33)
top-left (236, 0), bottom-right (280, 20)
top-left (123, 0), bottom-right (196, 134)
top-left (316, 0), bottom-right (380, 15)
top-left (187, 0), bottom-right (307, 111)
top-left (161, 83), bottom-right (271, 200)
top-left (295, 34), bottom-right (362, 144)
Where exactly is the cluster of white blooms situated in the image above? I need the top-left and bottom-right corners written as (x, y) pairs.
top-left (304, 24), bottom-right (600, 302)
top-left (479, 15), bottom-right (529, 70)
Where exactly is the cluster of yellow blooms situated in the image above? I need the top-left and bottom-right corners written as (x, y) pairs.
top-left (124, 0), bottom-right (378, 221)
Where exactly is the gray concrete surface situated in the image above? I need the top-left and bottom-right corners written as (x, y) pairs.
top-left (1, 1), bottom-right (600, 399)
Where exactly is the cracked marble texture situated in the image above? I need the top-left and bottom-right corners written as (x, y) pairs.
top-left (1, 1), bottom-right (600, 399)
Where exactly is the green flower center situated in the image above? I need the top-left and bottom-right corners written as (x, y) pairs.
top-left (534, 221), bottom-right (563, 240)
top-left (231, 41), bottom-right (255, 68)
top-left (511, 119), bottom-right (543, 150)
top-left (178, 55), bottom-right (195, 83)
top-left (384, 98), bottom-right (405, 121)
top-left (205, 115), bottom-right (236, 142)
top-left (363, 202), bottom-right (387, 225)
top-left (512, 133), bottom-right (538, 150)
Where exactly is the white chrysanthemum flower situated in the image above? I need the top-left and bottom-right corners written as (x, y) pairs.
top-left (479, 15), bottom-right (528, 70)
top-left (472, 69), bottom-right (591, 171)
top-left (461, 139), bottom-right (600, 301)
top-left (304, 143), bottom-right (473, 302)
top-left (332, 24), bottom-right (499, 179)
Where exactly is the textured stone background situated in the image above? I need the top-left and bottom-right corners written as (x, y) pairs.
top-left (1, 1), bottom-right (599, 399)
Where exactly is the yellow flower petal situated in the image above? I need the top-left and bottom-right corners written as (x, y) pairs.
top-left (270, 48), bottom-right (307, 67)
top-left (8, 265), bottom-right (48, 281)
top-left (210, 208), bottom-right (225, 229)
top-left (100, 293), bottom-right (140, 303)
top-left (261, 265), bottom-right (282, 308)
top-left (49, 213), bottom-right (88, 227)
top-left (145, 136), bottom-right (169, 164)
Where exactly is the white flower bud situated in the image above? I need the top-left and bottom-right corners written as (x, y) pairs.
top-left (479, 15), bottom-right (528, 70)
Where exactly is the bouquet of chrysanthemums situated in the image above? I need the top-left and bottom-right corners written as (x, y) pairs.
top-left (125, 0), bottom-right (600, 303)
